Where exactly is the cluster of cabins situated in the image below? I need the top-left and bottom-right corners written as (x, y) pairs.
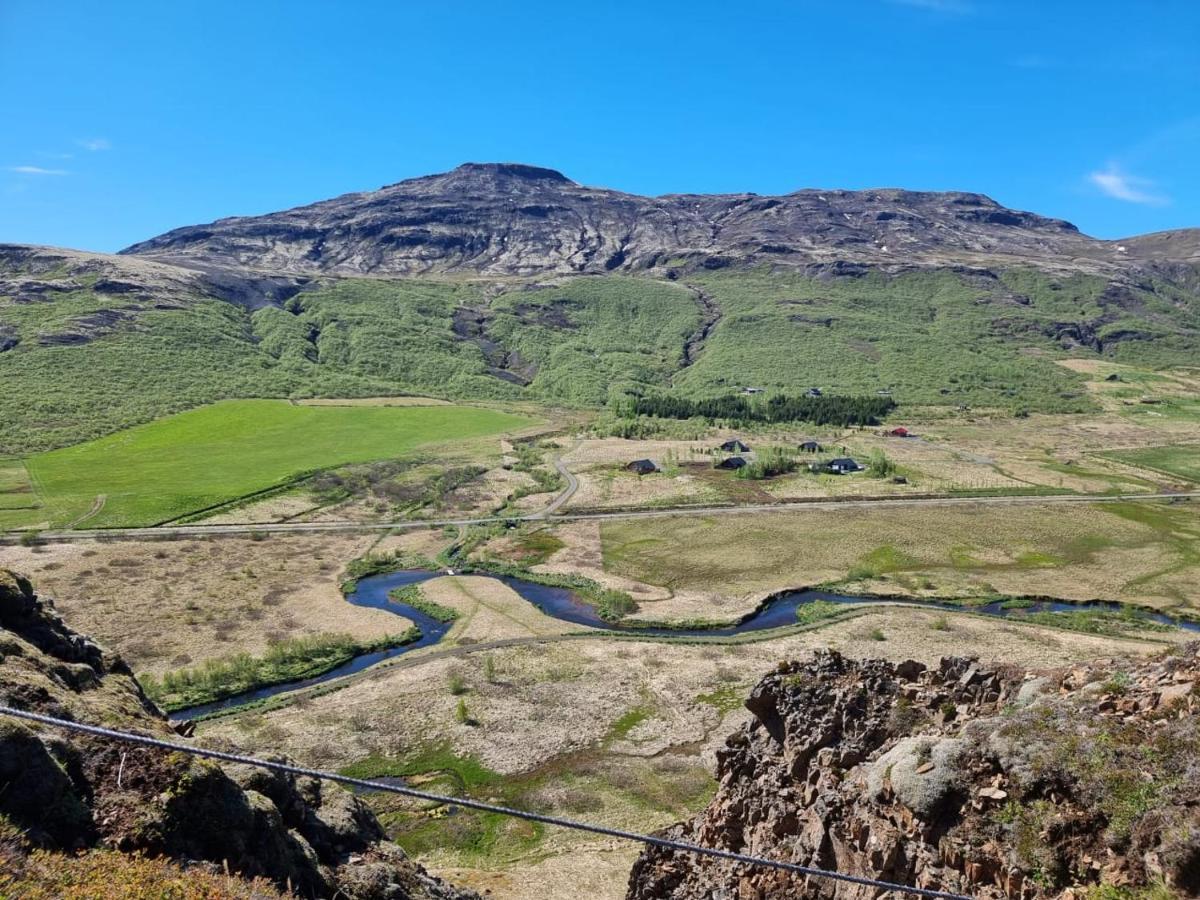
top-left (626, 437), bottom-right (868, 476)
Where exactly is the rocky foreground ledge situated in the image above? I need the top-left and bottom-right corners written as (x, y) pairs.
top-left (628, 646), bottom-right (1199, 899)
top-left (0, 569), bottom-right (477, 899)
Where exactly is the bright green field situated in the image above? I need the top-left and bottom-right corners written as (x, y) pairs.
top-left (1099, 445), bottom-right (1200, 484)
top-left (0, 460), bottom-right (36, 511)
top-left (5, 400), bottom-right (534, 529)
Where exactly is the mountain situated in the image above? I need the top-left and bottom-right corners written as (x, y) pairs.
top-left (122, 163), bottom-right (1136, 277)
top-left (3, 164), bottom-right (1200, 454)
top-left (627, 646), bottom-right (1200, 899)
top-left (0, 568), bottom-right (478, 900)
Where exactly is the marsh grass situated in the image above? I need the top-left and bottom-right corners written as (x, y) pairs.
top-left (143, 630), bottom-right (419, 711)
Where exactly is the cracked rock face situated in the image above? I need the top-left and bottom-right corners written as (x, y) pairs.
top-left (121, 162), bottom-right (1151, 277)
top-left (626, 647), bottom-right (1200, 899)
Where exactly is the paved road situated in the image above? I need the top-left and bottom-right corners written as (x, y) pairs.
top-left (5, 489), bottom-right (1197, 545)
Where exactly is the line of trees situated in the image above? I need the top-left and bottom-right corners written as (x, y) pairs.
top-left (626, 392), bottom-right (896, 427)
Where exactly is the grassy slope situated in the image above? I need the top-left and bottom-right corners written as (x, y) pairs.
top-left (4, 264), bottom-right (1198, 454)
top-left (14, 399), bottom-right (533, 528)
top-left (0, 275), bottom-right (699, 453)
top-left (673, 268), bottom-right (1169, 411)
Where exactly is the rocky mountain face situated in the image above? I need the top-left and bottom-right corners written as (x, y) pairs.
top-left (0, 569), bottom-right (477, 900)
top-left (122, 163), bottom-right (1155, 277)
top-left (627, 648), bottom-right (1200, 899)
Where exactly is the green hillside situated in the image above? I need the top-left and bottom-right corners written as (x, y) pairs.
top-left (3, 262), bottom-right (1199, 454)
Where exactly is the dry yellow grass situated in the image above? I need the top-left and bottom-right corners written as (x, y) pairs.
top-left (421, 575), bottom-right (575, 641)
top-left (598, 500), bottom-right (1200, 616)
top-left (0, 533), bottom-right (410, 675)
top-left (202, 609), bottom-right (1166, 900)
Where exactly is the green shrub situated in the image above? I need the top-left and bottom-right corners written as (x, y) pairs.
top-left (736, 446), bottom-right (798, 480)
top-left (455, 697), bottom-right (474, 725)
top-left (867, 449), bottom-right (895, 479)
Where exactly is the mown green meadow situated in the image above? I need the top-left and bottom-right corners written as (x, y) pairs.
top-left (5, 399), bottom-right (534, 529)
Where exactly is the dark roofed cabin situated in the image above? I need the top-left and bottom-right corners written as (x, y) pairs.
top-left (719, 439), bottom-right (750, 453)
top-left (827, 457), bottom-right (863, 474)
top-left (715, 456), bottom-right (748, 470)
top-left (626, 459), bottom-right (659, 476)
top-left (799, 440), bottom-right (822, 453)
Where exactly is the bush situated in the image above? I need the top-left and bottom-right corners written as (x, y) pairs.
top-left (737, 447), bottom-right (798, 480)
top-left (867, 449), bottom-right (895, 479)
top-left (455, 697), bottom-right (476, 726)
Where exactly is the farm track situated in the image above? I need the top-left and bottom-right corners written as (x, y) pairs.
top-left (7, 490), bottom-right (1199, 545)
top-left (530, 445), bottom-right (580, 518)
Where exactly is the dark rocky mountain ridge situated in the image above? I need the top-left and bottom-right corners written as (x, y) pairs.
top-left (120, 162), bottom-right (1181, 278)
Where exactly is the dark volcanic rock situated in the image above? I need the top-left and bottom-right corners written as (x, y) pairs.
top-left (627, 648), bottom-right (1200, 899)
top-left (122, 163), bottom-right (1125, 277)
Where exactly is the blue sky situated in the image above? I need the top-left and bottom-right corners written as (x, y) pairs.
top-left (2, 0), bottom-right (1198, 251)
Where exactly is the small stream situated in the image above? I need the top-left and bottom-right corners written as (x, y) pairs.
top-left (172, 570), bottom-right (1200, 720)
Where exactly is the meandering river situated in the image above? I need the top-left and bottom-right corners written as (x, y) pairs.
top-left (172, 570), bottom-right (1199, 720)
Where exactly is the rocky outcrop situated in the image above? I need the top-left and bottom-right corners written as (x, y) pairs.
top-left (121, 162), bottom-right (1157, 277)
top-left (0, 570), bottom-right (477, 900)
top-left (627, 648), bottom-right (1200, 899)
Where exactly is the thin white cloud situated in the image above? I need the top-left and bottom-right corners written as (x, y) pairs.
top-left (8, 165), bottom-right (69, 176)
top-left (1088, 164), bottom-right (1168, 206)
top-left (77, 137), bottom-right (111, 151)
top-left (887, 0), bottom-right (974, 13)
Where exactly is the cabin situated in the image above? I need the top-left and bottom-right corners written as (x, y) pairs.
top-left (888, 427), bottom-right (910, 437)
top-left (715, 456), bottom-right (748, 470)
top-left (719, 439), bottom-right (750, 453)
top-left (626, 459), bottom-right (659, 476)
top-left (826, 457), bottom-right (864, 474)
top-left (799, 440), bottom-right (822, 453)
